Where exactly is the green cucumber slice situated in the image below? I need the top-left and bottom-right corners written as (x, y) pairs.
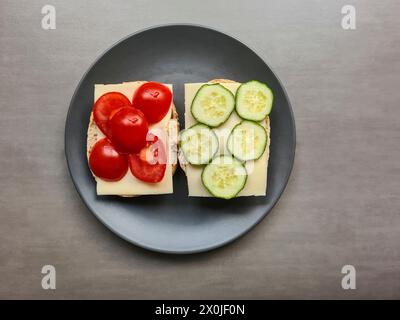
top-left (235, 80), bottom-right (273, 121)
top-left (191, 84), bottom-right (235, 127)
top-left (201, 155), bottom-right (247, 199)
top-left (227, 120), bottom-right (267, 161)
top-left (180, 124), bottom-right (219, 165)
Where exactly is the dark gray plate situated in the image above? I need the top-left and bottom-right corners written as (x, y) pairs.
top-left (65, 24), bottom-right (295, 254)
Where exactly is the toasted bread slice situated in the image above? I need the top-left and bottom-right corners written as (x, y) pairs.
top-left (87, 81), bottom-right (179, 197)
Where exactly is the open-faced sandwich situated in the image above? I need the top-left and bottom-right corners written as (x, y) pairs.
top-left (87, 81), bottom-right (179, 196)
top-left (179, 79), bottom-right (273, 199)
top-left (87, 78), bottom-right (273, 200)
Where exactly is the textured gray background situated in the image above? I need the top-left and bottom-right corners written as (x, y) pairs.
top-left (1, 0), bottom-right (399, 299)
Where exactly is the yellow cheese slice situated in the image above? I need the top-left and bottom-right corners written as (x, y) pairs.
top-left (184, 83), bottom-right (270, 197)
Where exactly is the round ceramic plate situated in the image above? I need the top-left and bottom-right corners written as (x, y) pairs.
top-left (65, 24), bottom-right (295, 254)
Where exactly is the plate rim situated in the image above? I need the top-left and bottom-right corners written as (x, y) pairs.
top-left (64, 23), bottom-right (296, 254)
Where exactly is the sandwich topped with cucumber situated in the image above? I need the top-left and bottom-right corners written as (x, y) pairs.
top-left (179, 79), bottom-right (273, 199)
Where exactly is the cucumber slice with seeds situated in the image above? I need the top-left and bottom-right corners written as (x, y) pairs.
top-left (236, 80), bottom-right (273, 121)
top-left (227, 120), bottom-right (267, 161)
top-left (191, 84), bottom-right (235, 127)
top-left (201, 155), bottom-right (247, 199)
top-left (180, 124), bottom-right (219, 165)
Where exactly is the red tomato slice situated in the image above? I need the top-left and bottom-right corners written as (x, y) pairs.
top-left (93, 92), bottom-right (132, 137)
top-left (109, 107), bottom-right (149, 154)
top-left (132, 82), bottom-right (172, 124)
top-left (129, 134), bottom-right (167, 183)
top-left (89, 138), bottom-right (128, 181)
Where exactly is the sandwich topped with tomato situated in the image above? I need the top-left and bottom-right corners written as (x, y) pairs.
top-left (87, 81), bottom-right (178, 196)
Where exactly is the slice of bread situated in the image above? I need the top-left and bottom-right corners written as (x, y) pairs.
top-left (179, 79), bottom-right (271, 196)
top-left (87, 81), bottom-right (179, 197)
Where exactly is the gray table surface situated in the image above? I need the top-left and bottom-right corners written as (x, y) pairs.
top-left (1, 0), bottom-right (399, 299)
